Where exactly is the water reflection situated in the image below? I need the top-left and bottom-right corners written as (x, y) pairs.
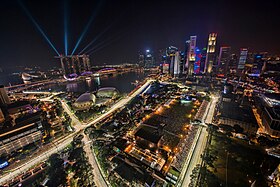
top-left (41, 72), bottom-right (146, 94)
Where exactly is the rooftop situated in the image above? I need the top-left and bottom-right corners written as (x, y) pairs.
top-left (75, 92), bottom-right (95, 103)
top-left (220, 101), bottom-right (258, 126)
top-left (134, 124), bottom-right (162, 144)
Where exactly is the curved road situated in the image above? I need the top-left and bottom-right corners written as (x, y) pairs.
top-left (0, 79), bottom-right (153, 185)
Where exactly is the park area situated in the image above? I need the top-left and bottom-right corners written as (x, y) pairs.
top-left (198, 129), bottom-right (279, 187)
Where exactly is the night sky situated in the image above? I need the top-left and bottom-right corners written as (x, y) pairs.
top-left (0, 0), bottom-right (280, 68)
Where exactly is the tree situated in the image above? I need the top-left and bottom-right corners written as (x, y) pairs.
top-left (47, 154), bottom-right (67, 186)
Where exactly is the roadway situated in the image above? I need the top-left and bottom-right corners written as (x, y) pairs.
top-left (180, 126), bottom-right (208, 187)
top-left (204, 95), bottom-right (219, 124)
top-left (83, 134), bottom-right (109, 187)
top-left (0, 79), bottom-right (153, 185)
top-left (177, 94), bottom-right (219, 187)
top-left (0, 135), bottom-right (73, 184)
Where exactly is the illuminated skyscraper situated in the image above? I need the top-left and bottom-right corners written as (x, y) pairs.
top-left (237, 48), bottom-right (248, 70)
top-left (184, 40), bottom-right (190, 73)
top-left (58, 54), bottom-right (91, 79)
top-left (218, 46), bottom-right (231, 75)
top-left (194, 48), bottom-right (202, 74)
top-left (144, 50), bottom-right (155, 68)
top-left (166, 46), bottom-right (178, 76)
top-left (174, 51), bottom-right (180, 76)
top-left (251, 52), bottom-right (267, 74)
top-left (186, 36), bottom-right (197, 76)
top-left (228, 54), bottom-right (238, 74)
top-left (205, 33), bottom-right (217, 74)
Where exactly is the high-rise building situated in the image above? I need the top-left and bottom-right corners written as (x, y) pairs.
top-left (194, 48), bottom-right (202, 74)
top-left (58, 54), bottom-right (91, 78)
top-left (166, 46), bottom-right (178, 76)
top-left (205, 33), bottom-right (217, 74)
top-left (179, 52), bottom-right (185, 77)
top-left (174, 51), bottom-right (181, 76)
top-left (217, 46), bottom-right (231, 75)
top-left (251, 52), bottom-right (268, 74)
top-left (138, 52), bottom-right (145, 67)
top-left (228, 54), bottom-right (238, 74)
top-left (237, 48), bottom-right (248, 70)
top-left (186, 36), bottom-right (197, 76)
top-left (144, 50), bottom-right (155, 68)
top-left (0, 85), bottom-right (10, 106)
top-left (184, 40), bottom-right (190, 73)
top-left (199, 47), bottom-right (207, 73)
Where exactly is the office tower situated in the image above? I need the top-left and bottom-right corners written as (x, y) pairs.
top-left (166, 46), bottom-right (178, 76)
top-left (174, 51), bottom-right (181, 76)
top-left (186, 36), bottom-right (197, 76)
top-left (194, 48), bottom-right (202, 74)
top-left (184, 40), bottom-right (190, 73)
top-left (205, 33), bottom-right (217, 74)
top-left (252, 52), bottom-right (267, 74)
top-left (138, 52), bottom-right (145, 67)
top-left (218, 46), bottom-right (231, 75)
top-left (237, 48), bottom-right (248, 70)
top-left (200, 47), bottom-right (207, 73)
top-left (179, 52), bottom-right (185, 77)
top-left (144, 50), bottom-right (155, 68)
top-left (228, 54), bottom-right (238, 74)
top-left (0, 85), bottom-right (10, 106)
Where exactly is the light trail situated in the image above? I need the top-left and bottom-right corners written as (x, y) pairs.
top-left (78, 23), bottom-right (114, 55)
top-left (71, 1), bottom-right (103, 55)
top-left (64, 0), bottom-right (68, 56)
top-left (87, 31), bottom-right (126, 55)
top-left (18, 0), bottom-right (60, 56)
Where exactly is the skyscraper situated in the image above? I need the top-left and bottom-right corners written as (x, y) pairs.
top-left (186, 36), bottom-right (197, 76)
top-left (228, 54), bottom-right (238, 74)
top-left (218, 46), bottom-right (231, 75)
top-left (200, 47), bottom-right (207, 73)
top-left (166, 46), bottom-right (178, 76)
top-left (58, 55), bottom-right (91, 78)
top-left (174, 51), bottom-right (181, 76)
top-left (144, 50), bottom-right (155, 68)
top-left (194, 48), bottom-right (202, 74)
top-left (205, 33), bottom-right (217, 74)
top-left (237, 48), bottom-right (248, 70)
top-left (252, 52), bottom-right (267, 74)
top-left (138, 52), bottom-right (145, 67)
top-left (184, 40), bottom-right (190, 73)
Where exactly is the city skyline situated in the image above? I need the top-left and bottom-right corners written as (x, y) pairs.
top-left (0, 1), bottom-right (280, 186)
top-left (1, 0), bottom-right (280, 68)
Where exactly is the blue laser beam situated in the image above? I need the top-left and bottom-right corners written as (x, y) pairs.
top-left (64, 0), bottom-right (68, 56)
top-left (78, 11), bottom-right (127, 55)
top-left (71, 1), bottom-right (103, 55)
top-left (78, 23), bottom-right (114, 55)
top-left (85, 35), bottom-right (113, 54)
top-left (88, 32), bottom-right (125, 55)
top-left (18, 0), bottom-right (60, 56)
